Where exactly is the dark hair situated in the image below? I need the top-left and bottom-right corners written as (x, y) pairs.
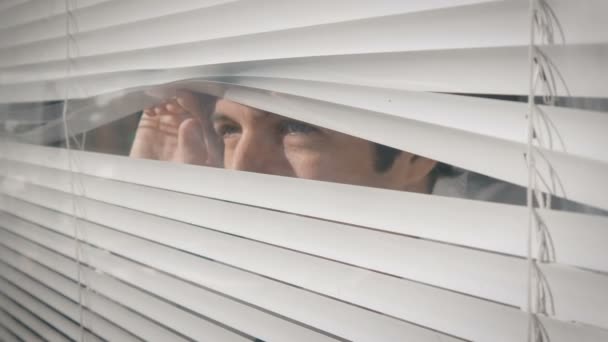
top-left (373, 143), bottom-right (453, 177)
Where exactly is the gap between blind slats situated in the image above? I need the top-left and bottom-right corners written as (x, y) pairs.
top-left (0, 254), bottom-right (191, 342)
top-left (0, 306), bottom-right (45, 342)
top-left (0, 0), bottom-right (489, 50)
top-left (2, 168), bottom-right (608, 330)
top-left (1, 142), bottom-right (607, 274)
top-left (2, 44), bottom-right (607, 101)
top-left (9, 79), bottom-right (608, 210)
top-left (0, 276), bottom-right (122, 342)
top-left (220, 82), bottom-right (608, 210)
top-left (1, 212), bottom-right (607, 342)
top-left (5, 74), bottom-right (607, 164)
top-left (0, 0), bottom-right (112, 30)
top-left (0, 214), bottom-right (458, 342)
top-left (5, 169), bottom-right (608, 327)
top-left (0, 0), bottom-right (606, 74)
top-left (6, 80), bottom-right (608, 210)
top-left (203, 76), bottom-right (608, 164)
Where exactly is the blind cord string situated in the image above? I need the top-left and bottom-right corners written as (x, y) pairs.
top-left (62, 1), bottom-right (87, 341)
top-left (527, 0), bottom-right (566, 340)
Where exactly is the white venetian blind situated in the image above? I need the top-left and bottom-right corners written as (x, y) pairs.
top-left (0, 0), bottom-right (607, 341)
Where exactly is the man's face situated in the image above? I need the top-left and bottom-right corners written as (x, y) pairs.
top-left (212, 99), bottom-right (394, 188)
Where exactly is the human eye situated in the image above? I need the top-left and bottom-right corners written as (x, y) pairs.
top-left (279, 120), bottom-right (320, 136)
top-left (214, 123), bottom-right (241, 139)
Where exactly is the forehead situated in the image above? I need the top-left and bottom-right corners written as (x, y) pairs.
top-left (214, 98), bottom-right (275, 122)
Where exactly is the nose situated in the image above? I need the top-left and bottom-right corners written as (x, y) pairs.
top-left (230, 131), bottom-right (291, 176)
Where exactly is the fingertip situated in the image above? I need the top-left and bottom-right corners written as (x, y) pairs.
top-left (166, 101), bottom-right (185, 114)
top-left (154, 106), bottom-right (165, 115)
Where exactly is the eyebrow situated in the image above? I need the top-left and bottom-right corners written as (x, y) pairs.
top-left (210, 112), bottom-right (232, 122)
top-left (210, 110), bottom-right (274, 123)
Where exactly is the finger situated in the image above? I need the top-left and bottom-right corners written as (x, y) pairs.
top-left (174, 118), bottom-right (208, 165)
top-left (165, 98), bottom-right (186, 115)
top-left (154, 105), bottom-right (170, 116)
top-left (142, 108), bottom-right (156, 117)
top-left (175, 90), bottom-right (201, 114)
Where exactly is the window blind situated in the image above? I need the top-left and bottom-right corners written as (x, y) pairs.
top-left (0, 1), bottom-right (607, 342)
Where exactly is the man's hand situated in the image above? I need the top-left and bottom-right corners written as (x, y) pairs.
top-left (130, 90), bottom-right (222, 166)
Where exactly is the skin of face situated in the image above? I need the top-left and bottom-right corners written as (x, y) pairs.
top-left (212, 99), bottom-right (436, 192)
top-left (131, 91), bottom-right (437, 192)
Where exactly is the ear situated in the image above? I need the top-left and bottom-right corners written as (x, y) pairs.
top-left (384, 152), bottom-right (437, 193)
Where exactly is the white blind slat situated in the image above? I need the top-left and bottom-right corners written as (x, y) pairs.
top-left (2, 173), bottom-right (608, 330)
top-left (1, 0), bottom-right (606, 85)
top-left (0, 224), bottom-right (342, 342)
top-left (0, 0), bottom-right (112, 30)
top-left (0, 0), bottom-right (237, 48)
top-left (0, 212), bottom-right (460, 342)
top-left (4, 73), bottom-right (607, 164)
top-left (0, 1), bottom-right (605, 341)
top-left (1, 184), bottom-right (607, 341)
top-left (9, 77), bottom-right (607, 209)
top-left (0, 271), bottom-right (128, 342)
top-left (0, 307), bottom-right (45, 342)
top-left (0, 0), bottom-right (504, 68)
top-left (0, 322), bottom-right (20, 342)
top-left (2, 142), bottom-right (607, 274)
top-left (0, 238), bottom-right (250, 342)
top-left (0, 290), bottom-right (71, 342)
top-left (0, 251), bottom-right (191, 342)
top-left (3, 44), bottom-right (606, 100)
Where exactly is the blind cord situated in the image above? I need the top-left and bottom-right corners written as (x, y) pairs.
top-left (62, 1), bottom-right (87, 341)
top-left (527, 0), bottom-right (565, 341)
top-left (526, 1), bottom-right (538, 339)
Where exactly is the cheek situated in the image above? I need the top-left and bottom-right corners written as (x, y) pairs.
top-left (283, 146), bottom-right (325, 179)
top-left (287, 140), bottom-right (381, 186)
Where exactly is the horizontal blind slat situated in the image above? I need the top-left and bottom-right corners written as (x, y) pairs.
top-left (0, 254), bottom-right (191, 342)
top-left (4, 73), bottom-right (607, 163)
top-left (0, 234), bottom-right (252, 342)
top-left (0, 0), bottom-right (237, 48)
top-left (0, 322), bottom-right (20, 342)
top-left (10, 79), bottom-right (607, 209)
top-left (3, 170), bottom-right (608, 330)
top-left (0, 307), bottom-right (45, 342)
top-left (0, 212), bottom-right (459, 342)
top-left (3, 44), bottom-right (606, 100)
top-left (0, 0), bottom-right (28, 13)
top-left (0, 225), bottom-right (344, 342)
top-left (1, 0), bottom-right (606, 78)
top-left (2, 216), bottom-right (608, 342)
top-left (0, 290), bottom-right (71, 342)
top-left (2, 143), bottom-right (607, 273)
top-left (0, 0), bottom-right (112, 30)
top-left (0, 0), bottom-right (515, 68)
top-left (202, 76), bottom-right (608, 164)
top-left (0, 271), bottom-right (129, 342)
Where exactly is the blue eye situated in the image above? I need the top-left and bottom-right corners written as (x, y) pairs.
top-left (281, 121), bottom-right (319, 135)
